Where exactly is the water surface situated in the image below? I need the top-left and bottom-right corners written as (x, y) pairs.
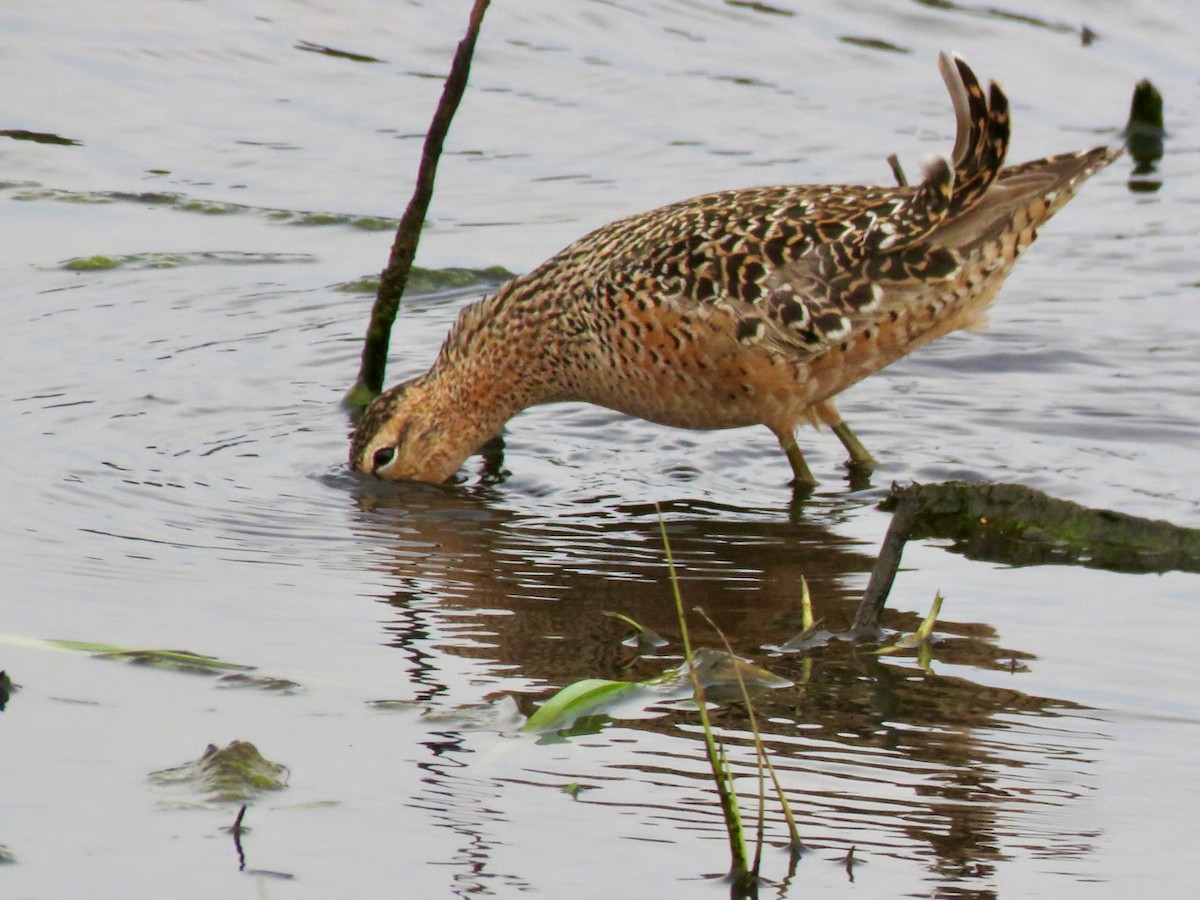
top-left (3, 1), bottom-right (1199, 897)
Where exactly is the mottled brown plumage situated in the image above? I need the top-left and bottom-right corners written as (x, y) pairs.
top-left (351, 54), bottom-right (1119, 485)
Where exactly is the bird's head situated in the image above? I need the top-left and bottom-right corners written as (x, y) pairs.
top-left (349, 376), bottom-right (467, 484)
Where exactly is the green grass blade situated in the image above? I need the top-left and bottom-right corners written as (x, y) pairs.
top-left (658, 508), bottom-right (749, 880)
top-left (522, 678), bottom-right (645, 733)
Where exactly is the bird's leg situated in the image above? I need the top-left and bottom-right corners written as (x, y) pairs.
top-left (478, 434), bottom-right (507, 484)
top-left (813, 400), bottom-right (877, 471)
top-left (770, 425), bottom-right (818, 488)
top-left (833, 422), bottom-right (876, 470)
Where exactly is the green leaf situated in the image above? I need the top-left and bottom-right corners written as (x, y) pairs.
top-left (562, 782), bottom-right (594, 800)
top-left (876, 592), bottom-right (944, 655)
top-left (64, 255), bottom-right (118, 270)
top-left (521, 649), bottom-right (790, 735)
top-left (772, 576), bottom-right (835, 652)
top-left (799, 575), bottom-right (815, 631)
top-left (522, 678), bottom-right (645, 733)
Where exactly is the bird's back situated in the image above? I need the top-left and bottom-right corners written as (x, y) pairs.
top-left (463, 56), bottom-right (1117, 433)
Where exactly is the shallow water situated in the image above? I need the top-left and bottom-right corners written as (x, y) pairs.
top-left (3, 0), bottom-right (1199, 896)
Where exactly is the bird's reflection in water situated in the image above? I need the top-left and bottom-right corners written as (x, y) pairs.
top-left (349, 481), bottom-right (1100, 887)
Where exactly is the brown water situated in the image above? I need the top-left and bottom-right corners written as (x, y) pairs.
top-left (3, 1), bottom-right (1199, 897)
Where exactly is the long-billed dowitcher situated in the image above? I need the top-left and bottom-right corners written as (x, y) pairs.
top-left (351, 54), bottom-right (1119, 486)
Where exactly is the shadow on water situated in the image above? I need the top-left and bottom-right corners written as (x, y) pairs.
top-left (346, 478), bottom-right (1101, 890)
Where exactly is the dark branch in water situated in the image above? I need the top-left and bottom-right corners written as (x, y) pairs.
top-left (850, 492), bottom-right (919, 639)
top-left (1124, 78), bottom-right (1164, 177)
top-left (230, 805), bottom-right (248, 871)
top-left (231, 804), bottom-right (247, 835)
top-left (345, 0), bottom-right (492, 409)
top-left (852, 481), bottom-right (1200, 635)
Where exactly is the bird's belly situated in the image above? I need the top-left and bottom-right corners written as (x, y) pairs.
top-left (559, 258), bottom-right (1011, 435)
top-left (572, 336), bottom-right (816, 432)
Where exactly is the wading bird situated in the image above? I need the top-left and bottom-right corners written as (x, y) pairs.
top-left (351, 54), bottom-right (1119, 486)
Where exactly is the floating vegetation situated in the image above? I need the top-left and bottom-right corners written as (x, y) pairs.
top-left (523, 678), bottom-right (645, 734)
top-left (45, 639), bottom-right (257, 672)
top-left (725, 0), bottom-right (794, 16)
top-left (418, 695), bottom-right (525, 732)
top-left (910, 0), bottom-right (1079, 35)
top-left (337, 265), bottom-right (514, 296)
top-left (560, 782), bottom-right (595, 800)
top-left (1, 635), bottom-right (301, 693)
top-left (839, 35), bottom-right (911, 54)
top-left (61, 251), bottom-right (316, 272)
top-left (2, 182), bottom-right (400, 231)
top-left (522, 648), bottom-right (790, 735)
top-left (214, 673), bottom-right (305, 693)
top-left (149, 741), bottom-right (289, 804)
top-left (0, 670), bottom-right (13, 711)
top-left (875, 592), bottom-right (944, 672)
top-left (368, 696), bottom-right (527, 731)
top-left (1124, 78), bottom-right (1165, 184)
top-left (883, 481), bottom-right (1200, 574)
top-left (295, 40), bottom-right (386, 64)
top-left (852, 481), bottom-right (1200, 638)
top-left (364, 698), bottom-right (424, 711)
top-left (344, 216), bottom-right (396, 231)
top-left (0, 128), bottom-right (82, 146)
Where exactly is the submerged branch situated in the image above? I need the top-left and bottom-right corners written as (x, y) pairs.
top-left (1124, 78), bottom-right (1164, 176)
top-left (853, 481), bottom-right (1200, 635)
top-left (345, 0), bottom-right (491, 409)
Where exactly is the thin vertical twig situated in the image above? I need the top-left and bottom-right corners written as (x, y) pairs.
top-left (346, 0), bottom-right (491, 408)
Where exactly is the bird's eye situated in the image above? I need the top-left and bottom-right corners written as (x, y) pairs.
top-left (371, 446), bottom-right (397, 472)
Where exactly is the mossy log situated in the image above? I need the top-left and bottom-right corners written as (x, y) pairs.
top-left (852, 481), bottom-right (1200, 636)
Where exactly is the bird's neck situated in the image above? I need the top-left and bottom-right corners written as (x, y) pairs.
top-left (424, 275), bottom-right (572, 449)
